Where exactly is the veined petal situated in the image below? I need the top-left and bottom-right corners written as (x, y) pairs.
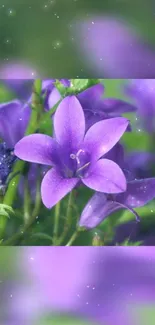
top-left (77, 84), bottom-right (104, 110)
top-left (41, 168), bottom-right (79, 208)
top-left (84, 117), bottom-right (129, 161)
top-left (102, 98), bottom-right (137, 114)
top-left (79, 192), bottom-right (120, 229)
top-left (82, 159), bottom-right (127, 193)
top-left (54, 96), bottom-right (85, 150)
top-left (14, 134), bottom-right (59, 166)
top-left (117, 178), bottom-right (155, 208)
top-left (0, 100), bottom-right (24, 147)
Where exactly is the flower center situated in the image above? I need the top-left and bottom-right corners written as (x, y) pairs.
top-left (70, 149), bottom-right (91, 178)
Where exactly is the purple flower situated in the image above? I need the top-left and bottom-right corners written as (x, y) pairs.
top-left (0, 80), bottom-right (68, 147)
top-left (24, 246), bottom-right (155, 325)
top-left (125, 79), bottom-right (155, 132)
top-left (77, 83), bottom-right (136, 130)
top-left (79, 178), bottom-right (155, 229)
top-left (0, 100), bottom-right (31, 148)
top-left (124, 151), bottom-right (155, 179)
top-left (15, 96), bottom-right (128, 208)
top-left (75, 18), bottom-right (155, 78)
top-left (0, 100), bottom-right (40, 197)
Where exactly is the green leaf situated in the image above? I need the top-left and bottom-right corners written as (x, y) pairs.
top-left (118, 239), bottom-right (143, 246)
top-left (69, 79), bottom-right (100, 95)
top-left (54, 80), bottom-right (67, 97)
top-left (70, 79), bottom-right (89, 91)
top-left (0, 204), bottom-right (15, 218)
top-left (30, 232), bottom-right (53, 242)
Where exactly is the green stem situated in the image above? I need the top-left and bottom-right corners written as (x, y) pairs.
top-left (57, 191), bottom-right (74, 245)
top-left (2, 173), bottom-right (41, 246)
top-left (32, 170), bottom-right (42, 219)
top-left (23, 177), bottom-right (31, 224)
top-left (66, 230), bottom-right (79, 246)
top-left (53, 201), bottom-right (61, 244)
top-left (0, 80), bottom-right (43, 238)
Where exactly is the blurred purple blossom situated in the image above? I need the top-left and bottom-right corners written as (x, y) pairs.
top-left (22, 247), bottom-right (155, 325)
top-left (124, 151), bottom-right (155, 179)
top-left (0, 62), bottom-right (38, 100)
top-left (75, 18), bottom-right (155, 78)
top-left (15, 96), bottom-right (128, 208)
top-left (125, 79), bottom-right (155, 132)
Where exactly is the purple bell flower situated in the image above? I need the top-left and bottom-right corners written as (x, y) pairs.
top-left (0, 100), bottom-right (31, 148)
top-left (125, 79), bottom-right (155, 132)
top-left (79, 178), bottom-right (155, 229)
top-left (77, 83), bottom-right (136, 130)
top-left (22, 246), bottom-right (155, 325)
top-left (75, 17), bottom-right (155, 78)
top-left (79, 141), bottom-right (155, 229)
top-left (15, 96), bottom-right (129, 208)
top-left (48, 81), bottom-right (135, 131)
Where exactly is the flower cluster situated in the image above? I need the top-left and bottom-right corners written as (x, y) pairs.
top-left (0, 77), bottom-right (155, 245)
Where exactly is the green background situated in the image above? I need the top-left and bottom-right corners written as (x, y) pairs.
top-left (0, 0), bottom-right (155, 76)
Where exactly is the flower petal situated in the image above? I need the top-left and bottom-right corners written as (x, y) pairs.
top-left (102, 99), bottom-right (137, 114)
top-left (54, 96), bottom-right (85, 150)
top-left (77, 84), bottom-right (104, 111)
top-left (15, 134), bottom-right (59, 166)
top-left (0, 100), bottom-right (25, 147)
top-left (82, 159), bottom-right (127, 193)
top-left (117, 178), bottom-right (155, 208)
top-left (84, 117), bottom-right (129, 161)
top-left (41, 168), bottom-right (79, 208)
top-left (79, 191), bottom-right (140, 229)
top-left (79, 192), bottom-right (120, 229)
top-left (48, 87), bottom-right (62, 109)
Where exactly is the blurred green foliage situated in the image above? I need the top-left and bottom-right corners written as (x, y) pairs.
top-left (37, 314), bottom-right (97, 325)
top-left (0, 0), bottom-right (155, 76)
